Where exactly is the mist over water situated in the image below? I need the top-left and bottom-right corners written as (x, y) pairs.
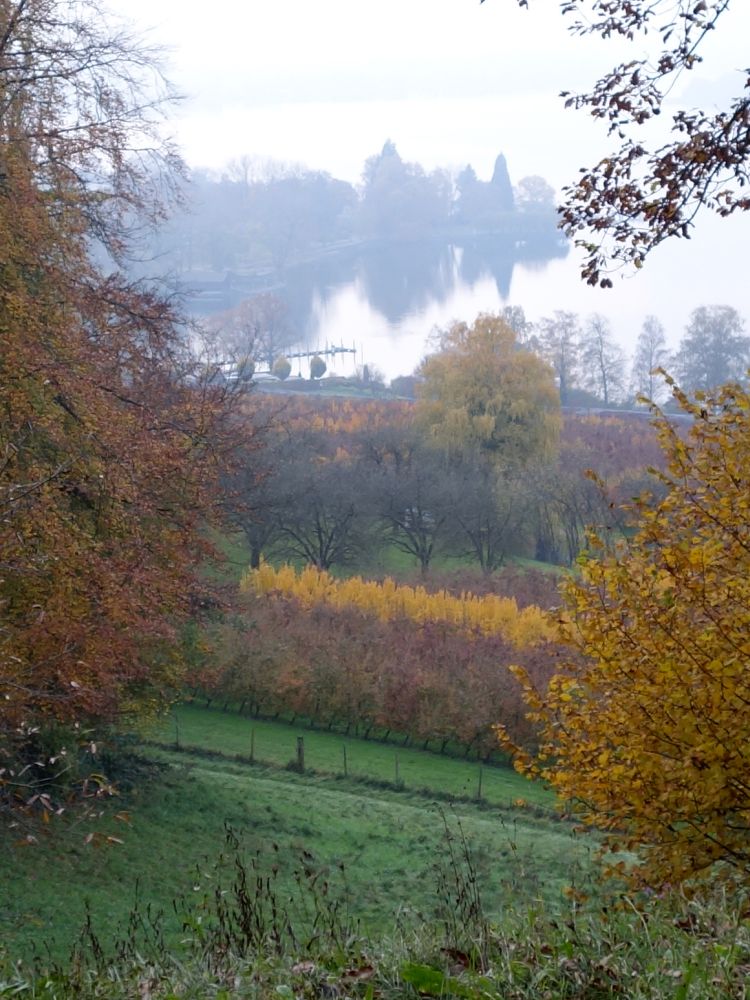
top-left (184, 210), bottom-right (750, 383)
top-left (296, 243), bottom-right (564, 380)
top-left (109, 0), bottom-right (750, 382)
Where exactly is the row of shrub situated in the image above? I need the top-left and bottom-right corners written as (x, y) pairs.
top-left (192, 589), bottom-right (570, 757)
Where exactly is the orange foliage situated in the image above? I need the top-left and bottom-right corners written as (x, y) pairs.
top-left (203, 593), bottom-right (561, 755)
top-left (0, 0), bottom-right (243, 811)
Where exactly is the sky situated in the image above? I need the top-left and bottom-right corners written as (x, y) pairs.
top-left (116, 0), bottom-right (750, 188)
top-left (109, 0), bottom-right (750, 369)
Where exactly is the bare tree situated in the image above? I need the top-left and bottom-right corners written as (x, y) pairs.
top-left (446, 457), bottom-right (530, 574)
top-left (273, 457), bottom-right (363, 571)
top-left (1, 0), bottom-right (184, 263)
top-left (206, 293), bottom-right (294, 371)
top-left (630, 316), bottom-right (671, 404)
top-left (537, 311), bottom-right (581, 405)
top-left (580, 314), bottom-right (626, 406)
top-left (674, 305), bottom-right (750, 393)
top-left (371, 445), bottom-right (451, 576)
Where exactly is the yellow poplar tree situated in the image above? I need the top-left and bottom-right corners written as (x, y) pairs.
top-left (504, 377), bottom-right (750, 886)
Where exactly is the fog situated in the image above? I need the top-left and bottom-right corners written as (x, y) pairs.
top-left (112, 0), bottom-right (750, 366)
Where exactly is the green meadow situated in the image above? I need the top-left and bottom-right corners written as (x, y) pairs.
top-left (152, 703), bottom-right (553, 807)
top-left (0, 714), bottom-right (586, 963)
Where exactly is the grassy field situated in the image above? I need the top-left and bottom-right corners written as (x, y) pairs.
top-left (5, 752), bottom-right (749, 998)
top-left (0, 714), bottom-right (586, 962)
top-left (152, 703), bottom-right (553, 807)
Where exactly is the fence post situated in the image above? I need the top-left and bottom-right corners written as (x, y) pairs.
top-left (342, 744), bottom-right (348, 777)
top-left (250, 728), bottom-right (256, 764)
top-left (477, 764), bottom-right (483, 802)
top-left (296, 736), bottom-right (305, 773)
top-left (395, 752), bottom-right (400, 786)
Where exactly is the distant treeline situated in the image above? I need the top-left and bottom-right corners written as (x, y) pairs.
top-left (144, 142), bottom-right (559, 275)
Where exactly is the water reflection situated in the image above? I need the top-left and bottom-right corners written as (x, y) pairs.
top-left (353, 241), bottom-right (453, 323)
top-left (287, 232), bottom-right (567, 339)
top-left (184, 231), bottom-right (569, 376)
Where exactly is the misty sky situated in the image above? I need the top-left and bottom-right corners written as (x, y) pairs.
top-left (111, 0), bottom-right (750, 364)
top-left (118, 0), bottom-right (750, 188)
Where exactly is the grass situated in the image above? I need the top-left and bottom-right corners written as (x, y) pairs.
top-left (3, 713), bottom-right (749, 998)
top-left (205, 526), bottom-right (252, 582)
top-left (2, 769), bottom-right (749, 998)
top-left (0, 745), bottom-right (587, 964)
top-left (152, 703), bottom-right (553, 807)
top-left (210, 526), bottom-right (566, 586)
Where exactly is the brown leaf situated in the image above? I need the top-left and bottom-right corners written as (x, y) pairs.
top-left (342, 964), bottom-right (375, 981)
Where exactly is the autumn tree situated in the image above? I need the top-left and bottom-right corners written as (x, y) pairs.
top-left (0, 0), bottom-right (241, 811)
top-left (496, 1), bottom-right (750, 285)
top-left (417, 314), bottom-right (560, 467)
top-left (505, 381), bottom-right (750, 886)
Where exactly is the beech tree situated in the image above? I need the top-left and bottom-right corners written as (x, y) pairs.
top-left (504, 381), bottom-right (750, 887)
top-left (0, 0), bottom-right (241, 811)
top-left (497, 1), bottom-right (750, 285)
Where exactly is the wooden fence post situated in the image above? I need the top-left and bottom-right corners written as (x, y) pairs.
top-left (296, 736), bottom-right (305, 773)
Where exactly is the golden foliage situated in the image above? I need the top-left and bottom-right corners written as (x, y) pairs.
top-left (417, 314), bottom-right (560, 466)
top-left (244, 564), bottom-right (553, 647)
top-left (502, 381), bottom-right (750, 886)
